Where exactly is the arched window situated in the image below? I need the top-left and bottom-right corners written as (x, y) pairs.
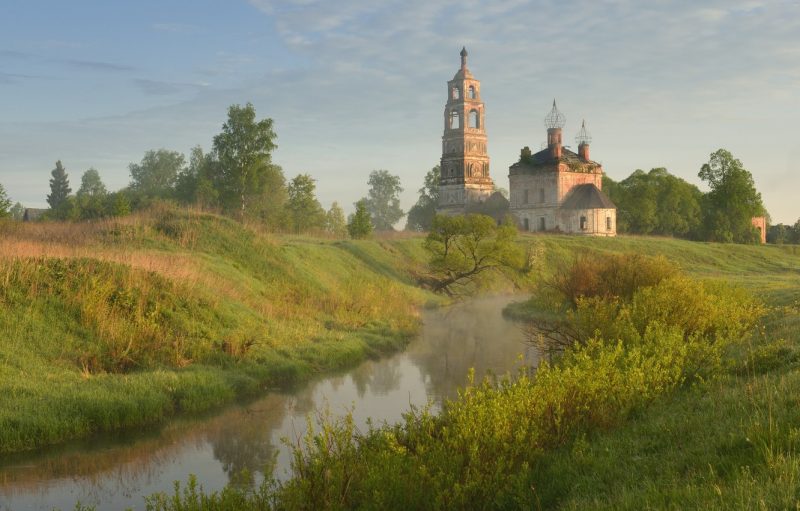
top-left (452, 86), bottom-right (461, 100)
top-left (468, 110), bottom-right (479, 129)
top-left (468, 85), bottom-right (476, 99)
top-left (449, 110), bottom-right (461, 129)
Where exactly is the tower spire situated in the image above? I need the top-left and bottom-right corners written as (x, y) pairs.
top-left (460, 46), bottom-right (468, 70)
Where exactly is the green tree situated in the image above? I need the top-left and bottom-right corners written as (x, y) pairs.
top-left (129, 149), bottom-right (185, 197)
top-left (286, 174), bottom-right (325, 233)
top-left (10, 202), bottom-right (24, 221)
top-left (0, 183), bottom-right (12, 218)
top-left (699, 149), bottom-right (766, 243)
top-left (406, 165), bottom-right (440, 231)
top-left (325, 202), bottom-right (348, 238)
top-left (365, 170), bottom-right (404, 230)
top-left (604, 168), bottom-right (702, 238)
top-left (423, 214), bottom-right (527, 296)
top-left (77, 168), bottom-right (107, 198)
top-left (175, 146), bottom-right (218, 207)
top-left (347, 199), bottom-right (373, 239)
top-left (211, 103), bottom-right (279, 217)
top-left (76, 168), bottom-right (109, 219)
top-left (47, 160), bottom-right (71, 210)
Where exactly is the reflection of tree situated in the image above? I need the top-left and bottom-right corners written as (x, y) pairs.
top-left (348, 357), bottom-right (403, 399)
top-left (207, 394), bottom-right (288, 484)
top-left (408, 296), bottom-right (535, 406)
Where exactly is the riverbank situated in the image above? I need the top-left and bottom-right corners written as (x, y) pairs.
top-left (0, 207), bottom-right (442, 455)
top-left (139, 234), bottom-right (800, 510)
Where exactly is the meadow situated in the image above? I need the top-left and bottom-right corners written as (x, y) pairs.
top-left (135, 230), bottom-right (800, 510)
top-left (0, 205), bottom-right (439, 454)
top-left (3, 208), bottom-right (800, 509)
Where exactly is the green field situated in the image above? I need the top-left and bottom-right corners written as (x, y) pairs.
top-left (0, 207), bottom-right (440, 454)
top-left (3, 209), bottom-right (800, 509)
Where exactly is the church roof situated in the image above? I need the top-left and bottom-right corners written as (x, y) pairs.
top-left (560, 184), bottom-right (616, 210)
top-left (510, 147), bottom-right (598, 173)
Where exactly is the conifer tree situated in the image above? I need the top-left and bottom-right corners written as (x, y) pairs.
top-left (47, 160), bottom-right (72, 209)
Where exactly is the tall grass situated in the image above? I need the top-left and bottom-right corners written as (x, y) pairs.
top-left (0, 207), bottom-right (439, 454)
top-left (140, 252), bottom-right (778, 510)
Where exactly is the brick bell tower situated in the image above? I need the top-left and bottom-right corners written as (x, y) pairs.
top-left (438, 47), bottom-right (493, 214)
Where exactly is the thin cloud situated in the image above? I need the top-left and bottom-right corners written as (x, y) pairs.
top-left (133, 78), bottom-right (210, 96)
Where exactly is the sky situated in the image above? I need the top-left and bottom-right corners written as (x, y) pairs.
top-left (1, 0), bottom-right (799, 223)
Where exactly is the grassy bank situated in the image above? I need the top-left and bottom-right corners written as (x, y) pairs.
top-left (139, 233), bottom-right (800, 510)
top-left (0, 207), bottom-right (439, 454)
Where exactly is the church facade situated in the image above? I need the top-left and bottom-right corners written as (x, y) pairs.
top-left (437, 49), bottom-right (617, 236)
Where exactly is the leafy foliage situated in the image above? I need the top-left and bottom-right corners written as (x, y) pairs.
top-left (424, 214), bottom-right (527, 295)
top-left (285, 174), bottom-right (326, 233)
top-left (211, 103), bottom-right (283, 217)
top-left (406, 165), bottom-right (440, 231)
top-left (9, 201), bottom-right (24, 221)
top-left (364, 169), bottom-right (404, 230)
top-left (0, 182), bottom-right (11, 218)
top-left (325, 202), bottom-right (348, 238)
top-left (699, 149), bottom-right (766, 243)
top-left (347, 199), bottom-right (373, 239)
top-left (129, 149), bottom-right (185, 197)
top-left (603, 168), bottom-right (702, 237)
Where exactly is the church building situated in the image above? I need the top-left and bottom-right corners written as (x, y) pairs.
top-left (437, 49), bottom-right (617, 236)
top-left (509, 102), bottom-right (616, 236)
top-left (437, 47), bottom-right (495, 214)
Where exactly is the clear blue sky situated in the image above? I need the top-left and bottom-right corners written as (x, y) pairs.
top-left (1, 0), bottom-right (798, 223)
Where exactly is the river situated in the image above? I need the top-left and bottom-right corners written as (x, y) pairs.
top-left (0, 295), bottom-right (535, 511)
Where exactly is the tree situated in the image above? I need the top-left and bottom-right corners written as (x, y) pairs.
top-left (175, 146), bottom-right (218, 207)
top-left (406, 165), bottom-right (440, 231)
top-left (347, 199), bottom-right (373, 239)
top-left (325, 202), bottom-right (348, 238)
top-left (47, 160), bottom-right (71, 210)
top-left (286, 174), bottom-right (325, 233)
top-left (212, 103), bottom-right (279, 217)
top-left (364, 170), bottom-right (404, 230)
top-left (75, 168), bottom-right (109, 219)
top-left (699, 149), bottom-right (766, 243)
top-left (10, 202), bottom-right (24, 221)
top-left (77, 168), bottom-right (107, 198)
top-left (129, 149), bottom-right (185, 197)
top-left (604, 168), bottom-right (702, 238)
top-left (423, 214), bottom-right (527, 296)
top-left (0, 183), bottom-right (11, 218)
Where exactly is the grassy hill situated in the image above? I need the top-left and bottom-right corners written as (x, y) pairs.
top-left (3, 209), bottom-right (800, 510)
top-left (0, 206), bottom-right (439, 454)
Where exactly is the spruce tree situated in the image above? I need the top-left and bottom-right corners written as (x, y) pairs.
top-left (47, 160), bottom-right (72, 209)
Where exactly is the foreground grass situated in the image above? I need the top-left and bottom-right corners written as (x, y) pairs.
top-left (0, 207), bottom-right (440, 454)
top-left (136, 236), bottom-right (800, 510)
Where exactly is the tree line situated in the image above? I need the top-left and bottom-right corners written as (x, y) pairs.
top-left (603, 149), bottom-right (769, 244)
top-left (0, 103), bottom-right (410, 238)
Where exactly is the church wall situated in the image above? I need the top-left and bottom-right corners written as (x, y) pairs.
top-left (557, 169), bottom-right (603, 202)
top-left (556, 208), bottom-right (616, 236)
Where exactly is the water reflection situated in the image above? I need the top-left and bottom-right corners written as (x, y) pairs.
top-left (0, 295), bottom-right (534, 511)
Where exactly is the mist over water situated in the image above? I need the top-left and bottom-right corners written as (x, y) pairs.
top-left (0, 295), bottom-right (534, 511)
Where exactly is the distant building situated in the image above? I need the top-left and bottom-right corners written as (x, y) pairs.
top-left (751, 216), bottom-right (767, 244)
top-left (435, 49), bottom-right (616, 235)
top-left (509, 102), bottom-right (616, 236)
top-left (437, 47), bottom-right (494, 215)
top-left (23, 208), bottom-right (48, 222)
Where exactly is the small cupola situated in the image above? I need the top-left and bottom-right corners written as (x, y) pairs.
top-left (575, 119), bottom-right (592, 161)
top-left (544, 99), bottom-right (565, 159)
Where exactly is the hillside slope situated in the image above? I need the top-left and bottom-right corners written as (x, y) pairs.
top-left (0, 207), bottom-right (437, 454)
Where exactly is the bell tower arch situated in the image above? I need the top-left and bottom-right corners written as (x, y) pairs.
top-left (438, 47), bottom-right (493, 214)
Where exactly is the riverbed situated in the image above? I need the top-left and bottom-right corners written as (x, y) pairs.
top-left (0, 295), bottom-right (535, 511)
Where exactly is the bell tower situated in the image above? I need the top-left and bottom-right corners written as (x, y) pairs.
top-left (438, 47), bottom-right (493, 214)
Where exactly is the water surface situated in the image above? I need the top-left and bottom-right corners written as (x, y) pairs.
top-left (0, 295), bottom-right (534, 510)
